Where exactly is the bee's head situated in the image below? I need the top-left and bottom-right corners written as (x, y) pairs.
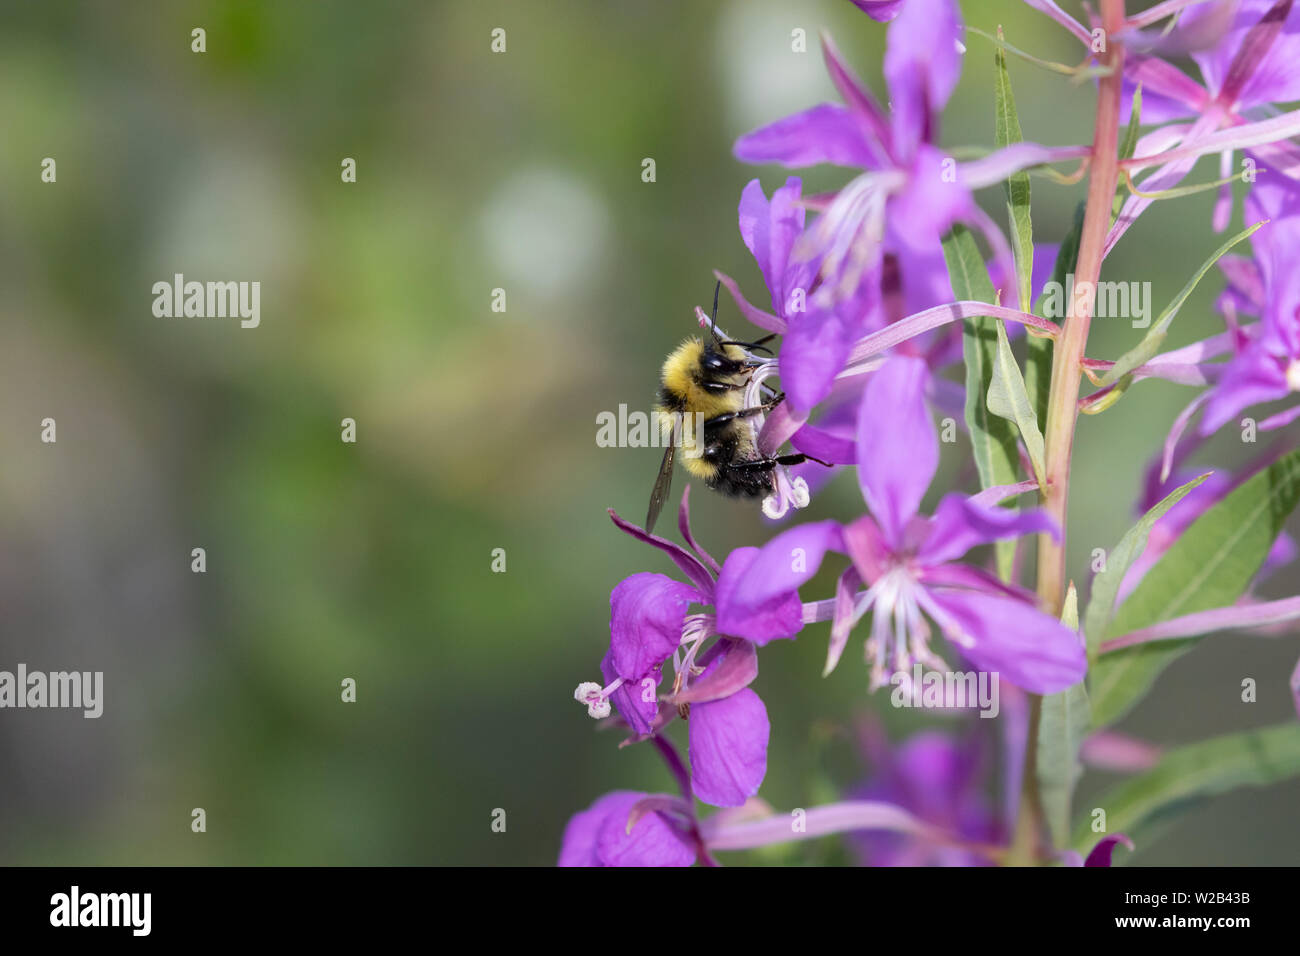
top-left (701, 347), bottom-right (735, 373)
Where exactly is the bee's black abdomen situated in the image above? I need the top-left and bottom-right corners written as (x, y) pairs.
top-left (707, 463), bottom-right (773, 499)
top-left (699, 422), bottom-right (773, 499)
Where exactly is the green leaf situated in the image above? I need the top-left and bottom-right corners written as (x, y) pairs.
top-left (1082, 472), bottom-right (1212, 663)
top-left (994, 32), bottom-right (1033, 314)
top-left (1091, 450), bottom-right (1300, 726)
top-left (987, 321), bottom-right (1047, 487)
top-left (1098, 221), bottom-right (1265, 387)
top-left (942, 225), bottom-right (1020, 580)
top-left (1113, 85), bottom-right (1141, 223)
top-left (1027, 201), bottom-right (1085, 426)
top-left (1073, 723), bottom-right (1300, 855)
top-left (1119, 85), bottom-right (1142, 162)
top-left (1038, 583), bottom-right (1091, 849)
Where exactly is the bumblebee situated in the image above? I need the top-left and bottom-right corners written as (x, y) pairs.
top-left (645, 283), bottom-right (829, 532)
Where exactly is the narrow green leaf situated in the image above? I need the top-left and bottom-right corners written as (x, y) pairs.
top-left (1091, 450), bottom-right (1300, 726)
top-left (1119, 85), bottom-right (1142, 162)
top-left (1098, 221), bottom-right (1266, 387)
top-left (1082, 472), bottom-right (1212, 663)
top-left (1073, 723), bottom-right (1300, 854)
top-left (942, 225), bottom-right (1020, 580)
top-left (1113, 86), bottom-right (1142, 223)
top-left (994, 32), bottom-right (1033, 313)
top-left (1038, 583), bottom-right (1091, 849)
top-left (987, 321), bottom-right (1047, 487)
top-left (1027, 201), bottom-right (1085, 426)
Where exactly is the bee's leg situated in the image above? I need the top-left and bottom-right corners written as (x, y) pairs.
top-left (700, 380), bottom-right (748, 394)
top-left (727, 452), bottom-right (834, 471)
top-left (702, 397), bottom-right (784, 428)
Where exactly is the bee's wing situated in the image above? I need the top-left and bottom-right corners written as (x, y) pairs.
top-left (645, 441), bottom-right (675, 533)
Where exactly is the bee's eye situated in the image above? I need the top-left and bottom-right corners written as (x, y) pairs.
top-left (703, 353), bottom-right (727, 371)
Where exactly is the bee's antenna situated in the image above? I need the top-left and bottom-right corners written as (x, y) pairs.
top-left (709, 280), bottom-right (725, 346)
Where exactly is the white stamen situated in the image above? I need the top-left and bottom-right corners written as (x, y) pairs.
top-left (573, 679), bottom-right (618, 720)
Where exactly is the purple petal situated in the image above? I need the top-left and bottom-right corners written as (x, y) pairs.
top-left (791, 421), bottom-right (857, 464)
top-left (688, 688), bottom-right (770, 807)
top-left (734, 103), bottom-right (882, 170)
top-left (857, 356), bottom-right (936, 545)
top-left (883, 0), bottom-right (963, 160)
top-left (596, 792), bottom-right (697, 867)
top-left (1123, 105), bottom-right (1300, 173)
top-left (1193, 0), bottom-right (1300, 108)
top-left (738, 177), bottom-right (812, 316)
top-left (608, 508), bottom-right (716, 597)
top-left (889, 147), bottom-right (976, 252)
top-left (918, 493), bottom-right (1059, 566)
top-left (714, 270), bottom-right (786, 334)
top-left (671, 637), bottom-right (759, 704)
top-left (1122, 57), bottom-right (1209, 123)
top-left (921, 561), bottom-right (1036, 601)
top-left (1217, 253), bottom-right (1265, 313)
top-left (842, 513), bottom-right (890, 582)
top-left (781, 274), bottom-right (881, 412)
top-left (1084, 833), bottom-right (1135, 867)
top-left (1261, 403), bottom-right (1300, 431)
top-left (559, 790), bottom-right (696, 867)
top-left (714, 521), bottom-right (844, 645)
top-left (700, 799), bottom-right (943, 852)
top-left (957, 143), bottom-right (1091, 192)
top-left (887, 233), bottom-right (955, 316)
top-left (756, 398), bottom-right (808, 459)
top-left (825, 565), bottom-right (864, 675)
top-left (678, 486), bottom-right (721, 576)
top-left (821, 33), bottom-right (893, 165)
top-left (848, 0), bottom-right (906, 22)
top-left (1021, 0), bottom-right (1091, 45)
top-left (1199, 346), bottom-right (1289, 434)
top-left (608, 572), bottom-right (700, 681)
top-left (601, 650), bottom-right (661, 736)
top-left (923, 589), bottom-right (1087, 694)
top-left (558, 790), bottom-right (625, 866)
top-left (845, 300), bottom-right (1060, 365)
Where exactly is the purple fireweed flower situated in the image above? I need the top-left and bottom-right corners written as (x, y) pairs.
top-left (573, 491), bottom-right (818, 806)
top-left (1200, 177), bottom-right (1300, 433)
top-left (558, 791), bottom-right (696, 867)
top-left (1112, 0), bottom-right (1300, 243)
top-left (732, 2), bottom-right (1080, 406)
top-left (1122, 0), bottom-right (1300, 126)
top-left (850, 728), bottom-right (999, 866)
top-left (734, 2), bottom-right (972, 315)
top-left (732, 4), bottom-right (966, 407)
top-left (717, 176), bottom-right (883, 414)
top-left (716, 356), bottom-right (1087, 694)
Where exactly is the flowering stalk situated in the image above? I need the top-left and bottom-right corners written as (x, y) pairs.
top-left (1016, 0), bottom-right (1127, 865)
top-left (564, 0), bottom-right (1300, 870)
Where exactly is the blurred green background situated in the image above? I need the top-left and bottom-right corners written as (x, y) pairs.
top-left (1, 0), bottom-right (1296, 866)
